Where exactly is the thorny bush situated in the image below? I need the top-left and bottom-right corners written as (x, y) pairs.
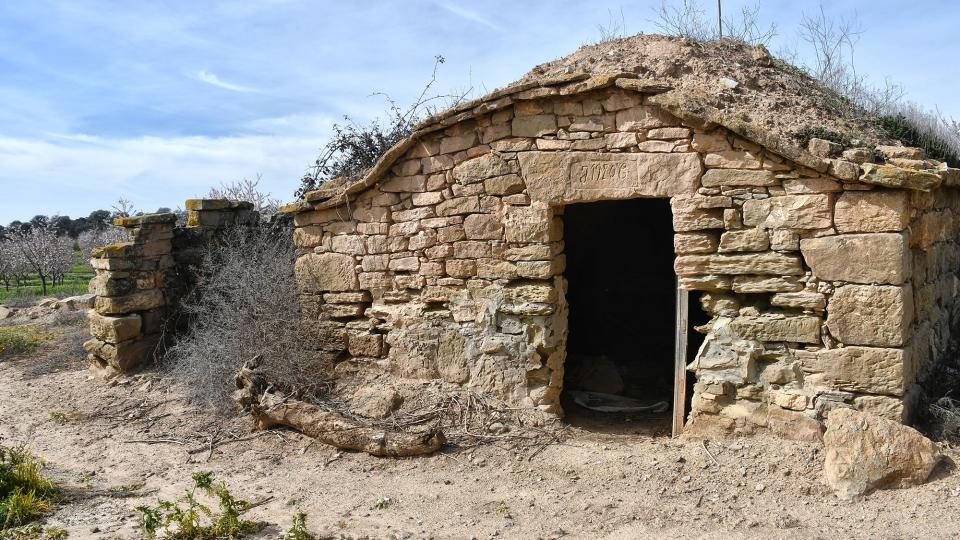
top-left (163, 225), bottom-right (324, 411)
top-left (136, 471), bottom-right (258, 539)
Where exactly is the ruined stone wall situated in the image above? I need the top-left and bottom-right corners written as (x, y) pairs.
top-left (84, 200), bottom-right (255, 376)
top-left (289, 84), bottom-right (959, 435)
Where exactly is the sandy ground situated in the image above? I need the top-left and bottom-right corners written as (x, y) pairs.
top-left (2, 311), bottom-right (960, 540)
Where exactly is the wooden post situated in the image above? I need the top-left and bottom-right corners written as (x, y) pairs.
top-left (672, 280), bottom-right (689, 437)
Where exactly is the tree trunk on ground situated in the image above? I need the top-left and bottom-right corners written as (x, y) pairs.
top-left (234, 360), bottom-right (446, 457)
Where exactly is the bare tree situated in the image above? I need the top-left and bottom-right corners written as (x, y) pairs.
top-left (207, 174), bottom-right (282, 215)
top-left (111, 198), bottom-right (138, 218)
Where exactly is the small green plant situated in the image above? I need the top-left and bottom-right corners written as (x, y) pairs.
top-left (0, 326), bottom-right (53, 358)
top-left (47, 414), bottom-right (66, 426)
top-left (0, 446), bottom-right (58, 530)
top-left (0, 524), bottom-right (68, 539)
top-left (135, 472), bottom-right (258, 539)
top-left (371, 496), bottom-right (392, 510)
top-left (281, 512), bottom-right (315, 540)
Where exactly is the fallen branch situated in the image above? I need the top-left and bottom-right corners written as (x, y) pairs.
top-left (234, 359), bottom-right (446, 457)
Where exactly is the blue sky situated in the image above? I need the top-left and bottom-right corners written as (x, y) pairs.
top-left (1, 0), bottom-right (957, 223)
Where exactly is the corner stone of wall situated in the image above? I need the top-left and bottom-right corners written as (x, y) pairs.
top-left (84, 199), bottom-right (258, 378)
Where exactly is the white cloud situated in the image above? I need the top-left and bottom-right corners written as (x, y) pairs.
top-left (439, 4), bottom-right (503, 32)
top-left (194, 70), bottom-right (259, 93)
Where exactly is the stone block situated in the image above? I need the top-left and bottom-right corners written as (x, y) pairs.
top-left (800, 233), bottom-right (909, 285)
top-left (437, 196), bottom-right (481, 216)
top-left (834, 191), bottom-right (910, 233)
top-left (88, 274), bottom-right (134, 297)
top-left (701, 169), bottom-right (777, 187)
top-left (295, 253), bottom-right (359, 292)
top-left (88, 312), bottom-right (142, 343)
top-left (674, 232), bottom-right (718, 254)
top-left (512, 115), bottom-right (556, 137)
top-left (804, 346), bottom-right (910, 396)
top-left (859, 163), bottom-right (940, 191)
top-left (674, 253), bottom-right (804, 276)
top-left (718, 228), bottom-right (769, 252)
top-left (827, 284), bottom-right (914, 347)
top-left (463, 213), bottom-right (504, 240)
top-left (728, 314), bottom-right (821, 344)
top-left (615, 106), bottom-right (671, 130)
top-left (742, 195), bottom-right (833, 229)
top-left (771, 292), bottom-right (826, 310)
top-left (518, 152), bottom-right (702, 204)
top-left (732, 275), bottom-right (803, 293)
top-left (452, 153), bottom-right (515, 183)
top-left (484, 174), bottom-right (525, 196)
top-left (503, 202), bottom-right (553, 243)
top-left (95, 289), bottom-right (165, 315)
top-left (380, 175), bottom-right (427, 193)
top-left (348, 333), bottom-right (383, 357)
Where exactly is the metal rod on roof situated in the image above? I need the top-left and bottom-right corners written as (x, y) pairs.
top-left (717, 0), bottom-right (723, 40)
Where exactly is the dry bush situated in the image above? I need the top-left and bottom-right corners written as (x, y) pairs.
top-left (162, 225), bottom-right (324, 411)
top-left (652, 0), bottom-right (776, 46)
top-left (207, 175), bottom-right (282, 216)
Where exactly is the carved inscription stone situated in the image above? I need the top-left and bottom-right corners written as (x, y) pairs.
top-left (518, 152), bottom-right (702, 203)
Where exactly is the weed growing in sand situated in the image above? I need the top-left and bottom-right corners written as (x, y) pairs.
top-left (0, 524), bottom-right (68, 539)
top-left (0, 446), bottom-right (58, 530)
top-left (372, 496), bottom-right (393, 510)
top-left (0, 326), bottom-right (53, 358)
top-left (281, 511), bottom-right (315, 540)
top-left (135, 472), bottom-right (258, 539)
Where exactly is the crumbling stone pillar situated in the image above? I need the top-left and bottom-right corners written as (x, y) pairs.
top-left (84, 199), bottom-right (259, 378)
top-left (85, 213), bottom-right (176, 377)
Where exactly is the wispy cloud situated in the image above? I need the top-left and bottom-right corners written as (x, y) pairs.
top-left (439, 3), bottom-right (503, 32)
top-left (194, 70), bottom-right (259, 93)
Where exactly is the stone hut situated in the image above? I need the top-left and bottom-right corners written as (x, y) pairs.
top-left (94, 36), bottom-right (960, 439)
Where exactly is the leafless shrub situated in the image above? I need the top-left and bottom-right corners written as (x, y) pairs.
top-left (297, 55), bottom-right (470, 198)
top-left (207, 174), bottom-right (282, 216)
top-left (652, 0), bottom-right (776, 46)
top-left (162, 225), bottom-right (324, 411)
top-left (111, 198), bottom-right (138, 218)
top-left (595, 7), bottom-right (627, 44)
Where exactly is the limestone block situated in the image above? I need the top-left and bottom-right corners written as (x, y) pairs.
top-left (834, 191), bottom-right (910, 233)
top-left (728, 314), bottom-right (821, 344)
top-left (446, 259), bottom-right (477, 278)
top-left (324, 292), bottom-right (371, 303)
top-left (782, 177), bottom-right (842, 194)
top-left (671, 198), bottom-right (724, 232)
top-left (704, 151), bottom-right (762, 169)
top-left (718, 228), bottom-right (769, 252)
top-left (516, 259), bottom-right (563, 279)
top-left (769, 229), bottom-right (800, 251)
top-left (484, 174), bottom-right (525, 196)
top-left (674, 232), bottom-right (718, 254)
top-left (84, 336), bottom-right (156, 371)
top-left (648, 127), bottom-right (691, 140)
top-left (88, 312), bottom-right (141, 343)
top-left (518, 152), bottom-right (702, 204)
top-left (476, 259), bottom-right (518, 279)
top-left (453, 241), bottom-right (492, 258)
top-left (824, 408), bottom-right (939, 500)
top-left (771, 292), bottom-right (826, 310)
top-left (732, 275), bottom-right (803, 293)
top-left (804, 346), bottom-right (910, 396)
top-left (615, 106), bottom-right (671, 130)
top-left (674, 253), bottom-right (804, 276)
top-left (463, 214), bottom-right (504, 240)
top-left (295, 253), bottom-right (359, 292)
top-left (854, 395), bottom-right (906, 423)
top-left (389, 256), bottom-right (420, 272)
top-left (88, 274), bottom-right (134, 297)
top-left (859, 163), bottom-right (940, 191)
top-left (503, 202), bottom-right (553, 243)
top-left (771, 390), bottom-right (808, 411)
top-left (512, 115), bottom-right (556, 137)
top-left (691, 130), bottom-right (730, 152)
top-left (679, 275), bottom-right (732, 291)
top-left (701, 169), bottom-right (777, 187)
top-left (800, 233), bottom-right (910, 285)
top-left (437, 196), bottom-right (481, 216)
top-left (95, 289), bottom-right (164, 315)
top-left (504, 245), bottom-right (553, 261)
top-left (742, 195), bottom-right (833, 229)
top-left (348, 333), bottom-right (383, 357)
top-left (380, 175), bottom-right (427, 193)
top-left (439, 131), bottom-right (478, 154)
top-left (690, 317), bottom-right (762, 383)
top-left (827, 284), bottom-right (914, 347)
top-left (452, 153), bottom-right (515, 183)
top-left (330, 235), bottom-right (366, 255)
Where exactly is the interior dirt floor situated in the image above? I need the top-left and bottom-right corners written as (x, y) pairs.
top-left (3, 312), bottom-right (960, 539)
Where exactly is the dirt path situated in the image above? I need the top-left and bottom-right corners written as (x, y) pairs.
top-left (2, 315), bottom-right (960, 539)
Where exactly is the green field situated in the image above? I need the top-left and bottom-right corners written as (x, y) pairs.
top-left (0, 253), bottom-right (94, 305)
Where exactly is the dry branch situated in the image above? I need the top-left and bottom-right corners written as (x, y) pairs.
top-left (234, 360), bottom-right (446, 457)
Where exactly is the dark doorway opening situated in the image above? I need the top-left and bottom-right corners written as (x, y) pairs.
top-left (560, 198), bottom-right (678, 435)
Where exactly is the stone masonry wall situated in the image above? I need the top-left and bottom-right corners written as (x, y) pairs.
top-left (288, 83), bottom-right (960, 436)
top-left (84, 200), bottom-right (255, 377)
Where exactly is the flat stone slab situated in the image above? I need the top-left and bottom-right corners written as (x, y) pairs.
top-left (518, 151), bottom-right (702, 203)
top-left (800, 233), bottom-right (910, 285)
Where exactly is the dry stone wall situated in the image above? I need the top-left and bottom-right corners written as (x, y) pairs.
top-left (286, 82), bottom-right (960, 436)
top-left (84, 200), bottom-right (256, 377)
